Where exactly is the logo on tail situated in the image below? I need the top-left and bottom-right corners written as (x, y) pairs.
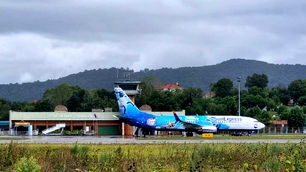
top-left (114, 87), bottom-right (140, 115)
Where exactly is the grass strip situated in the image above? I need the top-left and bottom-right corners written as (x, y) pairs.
top-left (138, 135), bottom-right (306, 140)
top-left (0, 137), bottom-right (29, 140)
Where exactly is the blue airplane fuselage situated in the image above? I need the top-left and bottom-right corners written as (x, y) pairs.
top-left (114, 87), bottom-right (265, 134)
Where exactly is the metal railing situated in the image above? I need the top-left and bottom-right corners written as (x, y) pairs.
top-left (257, 127), bottom-right (306, 134)
top-left (0, 131), bottom-right (10, 136)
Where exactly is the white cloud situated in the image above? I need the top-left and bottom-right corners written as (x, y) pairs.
top-left (19, 73), bottom-right (33, 83)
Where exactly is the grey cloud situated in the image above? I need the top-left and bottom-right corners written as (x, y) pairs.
top-left (0, 0), bottom-right (306, 83)
top-left (0, 33), bottom-right (139, 83)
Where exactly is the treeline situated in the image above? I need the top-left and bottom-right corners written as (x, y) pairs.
top-left (0, 73), bottom-right (306, 127)
top-left (135, 75), bottom-right (306, 127)
top-left (0, 84), bottom-right (117, 120)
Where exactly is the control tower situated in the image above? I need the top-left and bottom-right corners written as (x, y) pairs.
top-left (114, 81), bottom-right (141, 136)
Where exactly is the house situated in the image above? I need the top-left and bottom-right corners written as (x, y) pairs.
top-left (156, 83), bottom-right (183, 91)
top-left (204, 92), bottom-right (215, 99)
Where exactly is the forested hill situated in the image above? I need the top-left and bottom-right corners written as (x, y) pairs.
top-left (1, 59), bottom-right (306, 101)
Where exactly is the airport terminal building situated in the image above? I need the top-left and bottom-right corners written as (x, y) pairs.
top-left (10, 111), bottom-right (122, 135)
top-left (9, 110), bottom-right (185, 136)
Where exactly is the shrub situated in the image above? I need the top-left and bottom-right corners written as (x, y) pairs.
top-left (262, 158), bottom-right (282, 172)
top-left (13, 156), bottom-right (41, 172)
top-left (70, 144), bottom-right (89, 159)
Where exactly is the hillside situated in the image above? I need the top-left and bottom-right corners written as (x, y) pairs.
top-left (1, 59), bottom-right (306, 101)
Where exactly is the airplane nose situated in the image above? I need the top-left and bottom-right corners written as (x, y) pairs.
top-left (259, 122), bottom-right (265, 129)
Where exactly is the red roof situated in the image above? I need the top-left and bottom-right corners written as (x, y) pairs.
top-left (205, 92), bottom-right (215, 96)
top-left (157, 84), bottom-right (183, 89)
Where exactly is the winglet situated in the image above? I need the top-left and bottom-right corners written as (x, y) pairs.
top-left (173, 112), bottom-right (181, 123)
top-left (113, 115), bottom-right (119, 119)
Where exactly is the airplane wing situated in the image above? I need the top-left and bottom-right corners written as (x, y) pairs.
top-left (113, 115), bottom-right (133, 121)
top-left (173, 112), bottom-right (202, 130)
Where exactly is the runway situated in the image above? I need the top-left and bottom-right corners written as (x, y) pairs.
top-left (0, 136), bottom-right (304, 144)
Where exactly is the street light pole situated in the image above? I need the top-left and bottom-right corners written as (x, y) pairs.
top-left (237, 77), bottom-right (241, 116)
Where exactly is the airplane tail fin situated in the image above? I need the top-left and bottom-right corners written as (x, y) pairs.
top-left (114, 87), bottom-right (140, 116)
top-left (173, 112), bottom-right (182, 123)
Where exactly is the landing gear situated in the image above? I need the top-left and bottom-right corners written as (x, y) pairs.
top-left (231, 132), bottom-right (242, 136)
top-left (133, 127), bottom-right (149, 137)
top-left (231, 131), bottom-right (252, 136)
top-left (186, 132), bottom-right (193, 137)
top-left (134, 127), bottom-right (142, 137)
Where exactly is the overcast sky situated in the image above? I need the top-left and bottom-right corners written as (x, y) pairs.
top-left (1, 0), bottom-right (306, 84)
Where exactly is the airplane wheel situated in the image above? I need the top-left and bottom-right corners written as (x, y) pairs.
top-left (186, 132), bottom-right (193, 137)
top-left (133, 127), bottom-right (140, 137)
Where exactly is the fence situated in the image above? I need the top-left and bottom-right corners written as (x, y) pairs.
top-left (0, 131), bottom-right (10, 136)
top-left (0, 130), bottom-right (28, 136)
top-left (259, 127), bottom-right (306, 134)
top-left (1, 127), bottom-right (306, 136)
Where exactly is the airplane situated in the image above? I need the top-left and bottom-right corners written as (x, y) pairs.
top-left (114, 87), bottom-right (265, 137)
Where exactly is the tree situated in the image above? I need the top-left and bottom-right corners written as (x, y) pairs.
top-left (136, 77), bottom-right (159, 106)
top-left (186, 98), bottom-right (210, 115)
top-left (82, 90), bottom-right (101, 112)
top-left (288, 80), bottom-right (306, 102)
top-left (269, 87), bottom-right (290, 105)
top-left (81, 89), bottom-right (117, 112)
top-left (33, 100), bottom-right (53, 112)
top-left (21, 103), bottom-right (36, 112)
top-left (211, 78), bottom-right (233, 98)
top-left (10, 102), bottom-right (27, 112)
top-left (279, 107), bottom-right (290, 120)
top-left (255, 111), bottom-right (272, 125)
top-left (140, 77), bottom-right (159, 96)
top-left (181, 87), bottom-right (203, 108)
top-left (298, 95), bottom-right (306, 106)
top-left (244, 106), bottom-right (261, 118)
top-left (0, 99), bottom-right (11, 120)
top-left (207, 102), bottom-right (228, 115)
top-left (248, 87), bottom-right (269, 97)
top-left (43, 84), bottom-right (81, 106)
top-left (67, 89), bottom-right (86, 112)
top-left (287, 107), bottom-right (305, 127)
top-left (241, 95), bottom-right (268, 109)
top-left (214, 96), bottom-right (237, 115)
top-left (245, 73), bottom-right (268, 88)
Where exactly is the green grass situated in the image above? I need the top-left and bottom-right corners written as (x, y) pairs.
top-left (0, 143), bottom-right (305, 171)
top-left (0, 137), bottom-right (29, 140)
top-left (138, 135), bottom-right (306, 140)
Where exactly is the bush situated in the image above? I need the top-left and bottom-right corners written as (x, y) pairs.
top-left (70, 144), bottom-right (89, 159)
top-left (0, 143), bottom-right (305, 171)
top-left (13, 156), bottom-right (41, 172)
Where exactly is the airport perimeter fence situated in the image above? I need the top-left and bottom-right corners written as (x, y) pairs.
top-left (0, 131), bottom-right (10, 136)
top-left (0, 128), bottom-right (306, 136)
top-left (0, 130), bottom-right (28, 136)
top-left (258, 127), bottom-right (306, 135)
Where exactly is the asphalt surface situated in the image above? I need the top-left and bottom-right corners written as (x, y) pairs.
top-left (0, 136), bottom-right (304, 144)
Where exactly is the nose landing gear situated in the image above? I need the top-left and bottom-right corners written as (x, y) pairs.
top-left (231, 131), bottom-right (252, 136)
